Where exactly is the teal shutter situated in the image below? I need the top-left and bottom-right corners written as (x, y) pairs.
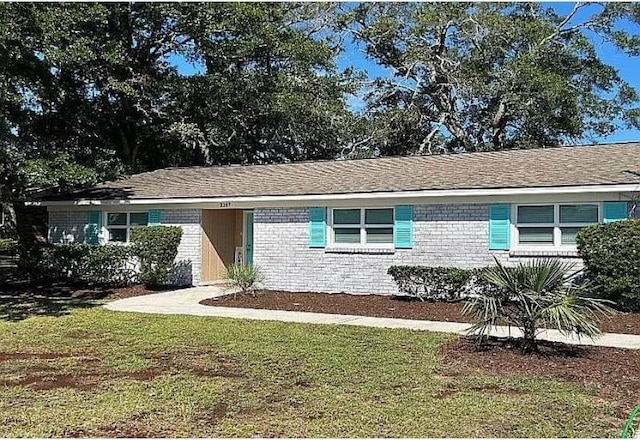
top-left (308, 207), bottom-right (326, 248)
top-left (603, 202), bottom-right (628, 223)
top-left (394, 205), bottom-right (413, 249)
top-left (86, 211), bottom-right (101, 244)
top-left (148, 210), bottom-right (162, 226)
top-left (489, 204), bottom-right (511, 250)
top-left (245, 212), bottom-right (254, 264)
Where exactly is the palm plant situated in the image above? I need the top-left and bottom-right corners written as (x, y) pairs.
top-left (462, 258), bottom-right (615, 353)
top-left (224, 264), bottom-right (264, 299)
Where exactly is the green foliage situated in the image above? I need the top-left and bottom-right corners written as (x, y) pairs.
top-left (576, 219), bottom-right (640, 311)
top-left (0, 239), bottom-right (17, 255)
top-left (18, 244), bottom-right (135, 286)
top-left (462, 258), bottom-right (615, 353)
top-left (387, 266), bottom-right (477, 301)
top-left (130, 226), bottom-right (183, 287)
top-left (224, 264), bottom-right (264, 297)
top-left (342, 3), bottom-right (640, 155)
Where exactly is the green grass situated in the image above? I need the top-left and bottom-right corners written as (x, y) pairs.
top-left (0, 303), bottom-right (622, 437)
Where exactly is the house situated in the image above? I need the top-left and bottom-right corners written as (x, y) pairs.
top-left (37, 142), bottom-right (640, 294)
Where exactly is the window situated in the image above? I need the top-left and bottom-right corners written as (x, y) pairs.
top-left (106, 212), bottom-right (148, 243)
top-left (331, 208), bottom-right (394, 246)
top-left (515, 203), bottom-right (599, 248)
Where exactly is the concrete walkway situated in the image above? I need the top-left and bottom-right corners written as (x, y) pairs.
top-left (104, 286), bottom-right (640, 350)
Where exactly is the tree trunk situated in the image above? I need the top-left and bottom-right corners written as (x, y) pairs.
top-left (521, 322), bottom-right (538, 354)
top-left (13, 201), bottom-right (48, 250)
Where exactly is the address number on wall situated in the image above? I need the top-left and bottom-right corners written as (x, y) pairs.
top-left (219, 202), bottom-right (232, 208)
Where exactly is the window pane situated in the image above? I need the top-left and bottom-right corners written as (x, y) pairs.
top-left (561, 227), bottom-right (585, 245)
top-left (365, 208), bottom-right (393, 225)
top-left (107, 213), bottom-right (127, 226)
top-left (334, 209), bottom-right (360, 225)
top-left (334, 228), bottom-right (361, 244)
top-left (366, 228), bottom-right (393, 243)
top-left (130, 212), bottom-right (149, 226)
top-left (518, 227), bottom-right (554, 244)
top-left (517, 206), bottom-right (554, 224)
top-left (560, 204), bottom-right (598, 224)
top-left (108, 228), bottom-right (127, 242)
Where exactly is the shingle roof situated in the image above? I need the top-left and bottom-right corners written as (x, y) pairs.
top-left (46, 142), bottom-right (640, 201)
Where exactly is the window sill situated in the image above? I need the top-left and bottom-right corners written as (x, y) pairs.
top-left (324, 247), bottom-right (395, 255)
top-left (509, 249), bottom-right (580, 258)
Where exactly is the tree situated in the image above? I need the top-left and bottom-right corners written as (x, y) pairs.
top-left (462, 258), bottom-right (614, 353)
top-left (342, 2), bottom-right (640, 155)
top-left (169, 3), bottom-right (354, 165)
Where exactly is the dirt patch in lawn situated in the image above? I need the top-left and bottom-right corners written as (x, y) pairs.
top-left (0, 350), bottom-right (246, 393)
top-left (0, 352), bottom-right (72, 361)
top-left (201, 290), bottom-right (640, 335)
top-left (440, 336), bottom-right (640, 412)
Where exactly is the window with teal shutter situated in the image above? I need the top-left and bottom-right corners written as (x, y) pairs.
top-left (86, 211), bottom-right (101, 244)
top-left (148, 210), bottom-right (162, 226)
top-left (308, 207), bottom-right (326, 248)
top-left (394, 205), bottom-right (413, 249)
top-left (603, 201), bottom-right (628, 223)
top-left (489, 204), bottom-right (511, 250)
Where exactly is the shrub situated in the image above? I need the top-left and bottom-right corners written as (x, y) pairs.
top-left (387, 266), bottom-right (475, 301)
top-left (462, 258), bottom-right (615, 353)
top-left (0, 239), bottom-right (18, 256)
top-left (576, 219), bottom-right (640, 311)
top-left (130, 226), bottom-right (183, 287)
top-left (18, 243), bottom-right (135, 286)
top-left (224, 264), bottom-right (264, 298)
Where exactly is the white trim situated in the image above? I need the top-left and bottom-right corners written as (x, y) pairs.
top-left (328, 207), bottom-right (394, 249)
top-left (511, 202), bottom-right (601, 251)
top-left (31, 183), bottom-right (640, 208)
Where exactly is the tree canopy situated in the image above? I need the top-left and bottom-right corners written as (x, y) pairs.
top-left (342, 2), bottom-right (640, 155)
top-left (1, 1), bottom-right (639, 202)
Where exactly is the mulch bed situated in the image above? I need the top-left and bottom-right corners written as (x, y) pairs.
top-left (440, 336), bottom-right (640, 413)
top-left (201, 290), bottom-right (640, 335)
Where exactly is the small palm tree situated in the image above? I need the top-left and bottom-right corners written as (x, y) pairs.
top-left (462, 258), bottom-right (615, 353)
top-left (223, 264), bottom-right (264, 299)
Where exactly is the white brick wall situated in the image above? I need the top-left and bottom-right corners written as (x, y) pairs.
top-left (47, 208), bottom-right (202, 286)
top-left (253, 205), bottom-right (582, 295)
top-left (161, 209), bottom-right (201, 285)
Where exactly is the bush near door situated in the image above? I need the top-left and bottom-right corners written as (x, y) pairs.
top-left (130, 226), bottom-right (183, 287)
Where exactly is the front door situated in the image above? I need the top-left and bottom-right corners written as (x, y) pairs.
top-left (243, 211), bottom-right (254, 265)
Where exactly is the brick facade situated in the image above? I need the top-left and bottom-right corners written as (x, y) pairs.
top-left (252, 205), bottom-right (582, 295)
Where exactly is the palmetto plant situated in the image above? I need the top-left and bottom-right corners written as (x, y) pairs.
top-left (462, 258), bottom-right (615, 353)
top-left (224, 264), bottom-right (264, 299)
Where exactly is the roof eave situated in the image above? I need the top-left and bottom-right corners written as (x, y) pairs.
top-left (30, 183), bottom-right (640, 208)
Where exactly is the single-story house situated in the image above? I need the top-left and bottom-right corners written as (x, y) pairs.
top-left (37, 142), bottom-right (640, 294)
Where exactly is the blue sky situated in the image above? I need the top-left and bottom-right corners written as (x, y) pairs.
top-left (174, 2), bottom-right (640, 144)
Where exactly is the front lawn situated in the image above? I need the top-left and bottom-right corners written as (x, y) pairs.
top-left (0, 301), bottom-right (629, 437)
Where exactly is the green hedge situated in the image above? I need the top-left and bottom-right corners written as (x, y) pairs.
top-left (0, 239), bottom-right (18, 256)
top-left (576, 219), bottom-right (640, 311)
top-left (18, 243), bottom-right (135, 286)
top-left (130, 226), bottom-right (183, 287)
top-left (387, 266), bottom-right (490, 301)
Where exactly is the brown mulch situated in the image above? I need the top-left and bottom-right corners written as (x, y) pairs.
top-left (202, 290), bottom-right (474, 323)
top-left (440, 336), bottom-right (640, 413)
top-left (201, 290), bottom-right (640, 335)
